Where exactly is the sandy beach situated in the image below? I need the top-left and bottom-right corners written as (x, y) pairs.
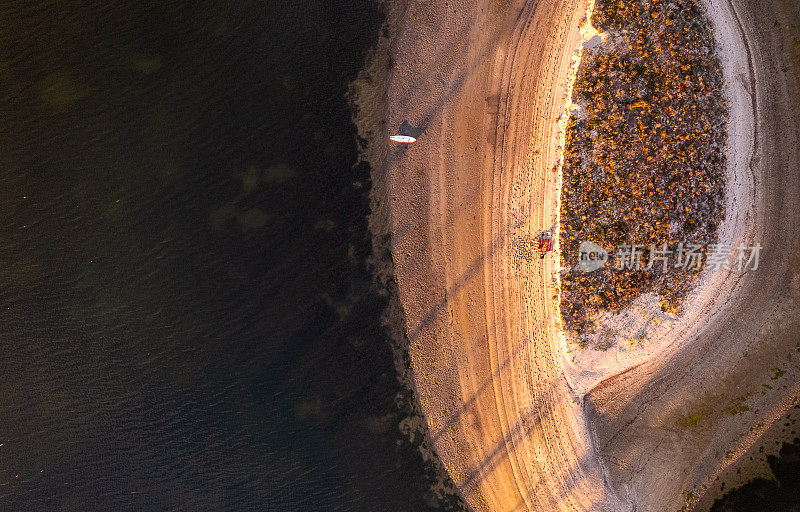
top-left (358, 0), bottom-right (800, 509)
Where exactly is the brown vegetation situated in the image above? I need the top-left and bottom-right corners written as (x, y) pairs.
top-left (560, 0), bottom-right (727, 336)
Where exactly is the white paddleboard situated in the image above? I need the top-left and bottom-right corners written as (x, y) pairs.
top-left (389, 135), bottom-right (417, 143)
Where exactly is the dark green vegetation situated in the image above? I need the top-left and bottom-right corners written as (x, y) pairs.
top-left (682, 411), bottom-right (708, 428)
top-left (560, 0), bottom-right (727, 336)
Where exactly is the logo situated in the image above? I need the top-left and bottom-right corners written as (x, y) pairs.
top-left (578, 241), bottom-right (608, 272)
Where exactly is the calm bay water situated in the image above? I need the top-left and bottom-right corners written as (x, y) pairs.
top-left (0, 2), bottom-right (460, 511)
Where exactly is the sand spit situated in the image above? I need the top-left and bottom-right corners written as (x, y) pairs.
top-left (368, 0), bottom-right (800, 509)
top-left (380, 0), bottom-right (626, 510)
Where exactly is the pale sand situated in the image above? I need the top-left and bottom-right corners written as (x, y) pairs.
top-left (378, 0), bottom-right (624, 509)
top-left (358, 0), bottom-right (800, 510)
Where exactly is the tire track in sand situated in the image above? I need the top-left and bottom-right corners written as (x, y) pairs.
top-left (385, 0), bottom-right (625, 510)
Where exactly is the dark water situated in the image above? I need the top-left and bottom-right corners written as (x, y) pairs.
top-left (712, 407), bottom-right (800, 511)
top-left (0, 2), bottom-right (461, 511)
